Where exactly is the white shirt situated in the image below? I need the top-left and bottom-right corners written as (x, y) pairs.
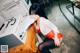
top-left (39, 17), bottom-right (59, 35)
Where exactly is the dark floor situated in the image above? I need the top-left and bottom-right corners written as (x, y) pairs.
top-left (45, 1), bottom-right (80, 53)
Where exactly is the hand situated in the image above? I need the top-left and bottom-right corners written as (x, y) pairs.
top-left (54, 37), bottom-right (60, 46)
top-left (33, 15), bottom-right (40, 20)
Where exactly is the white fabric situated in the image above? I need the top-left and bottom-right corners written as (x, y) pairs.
top-left (0, 15), bottom-right (36, 39)
top-left (39, 17), bottom-right (59, 35)
top-left (0, 15), bottom-right (37, 47)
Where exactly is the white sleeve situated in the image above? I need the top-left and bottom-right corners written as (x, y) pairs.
top-left (42, 18), bottom-right (61, 46)
top-left (43, 18), bottom-right (60, 33)
top-left (39, 18), bottom-right (52, 35)
top-left (43, 18), bottom-right (59, 36)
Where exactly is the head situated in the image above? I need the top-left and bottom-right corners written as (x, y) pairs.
top-left (29, 3), bottom-right (40, 15)
top-left (29, 3), bottom-right (47, 18)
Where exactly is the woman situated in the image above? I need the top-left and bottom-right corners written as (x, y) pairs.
top-left (29, 3), bottom-right (63, 53)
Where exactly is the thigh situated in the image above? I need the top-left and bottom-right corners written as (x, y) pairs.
top-left (38, 39), bottom-right (56, 50)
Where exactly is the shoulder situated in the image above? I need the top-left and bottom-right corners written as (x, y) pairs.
top-left (40, 17), bottom-right (47, 21)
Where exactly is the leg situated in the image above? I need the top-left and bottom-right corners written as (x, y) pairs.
top-left (38, 39), bottom-right (56, 53)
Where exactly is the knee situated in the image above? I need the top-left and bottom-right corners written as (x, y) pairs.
top-left (38, 43), bottom-right (44, 51)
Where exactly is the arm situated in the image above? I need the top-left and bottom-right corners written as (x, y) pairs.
top-left (43, 18), bottom-right (61, 46)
